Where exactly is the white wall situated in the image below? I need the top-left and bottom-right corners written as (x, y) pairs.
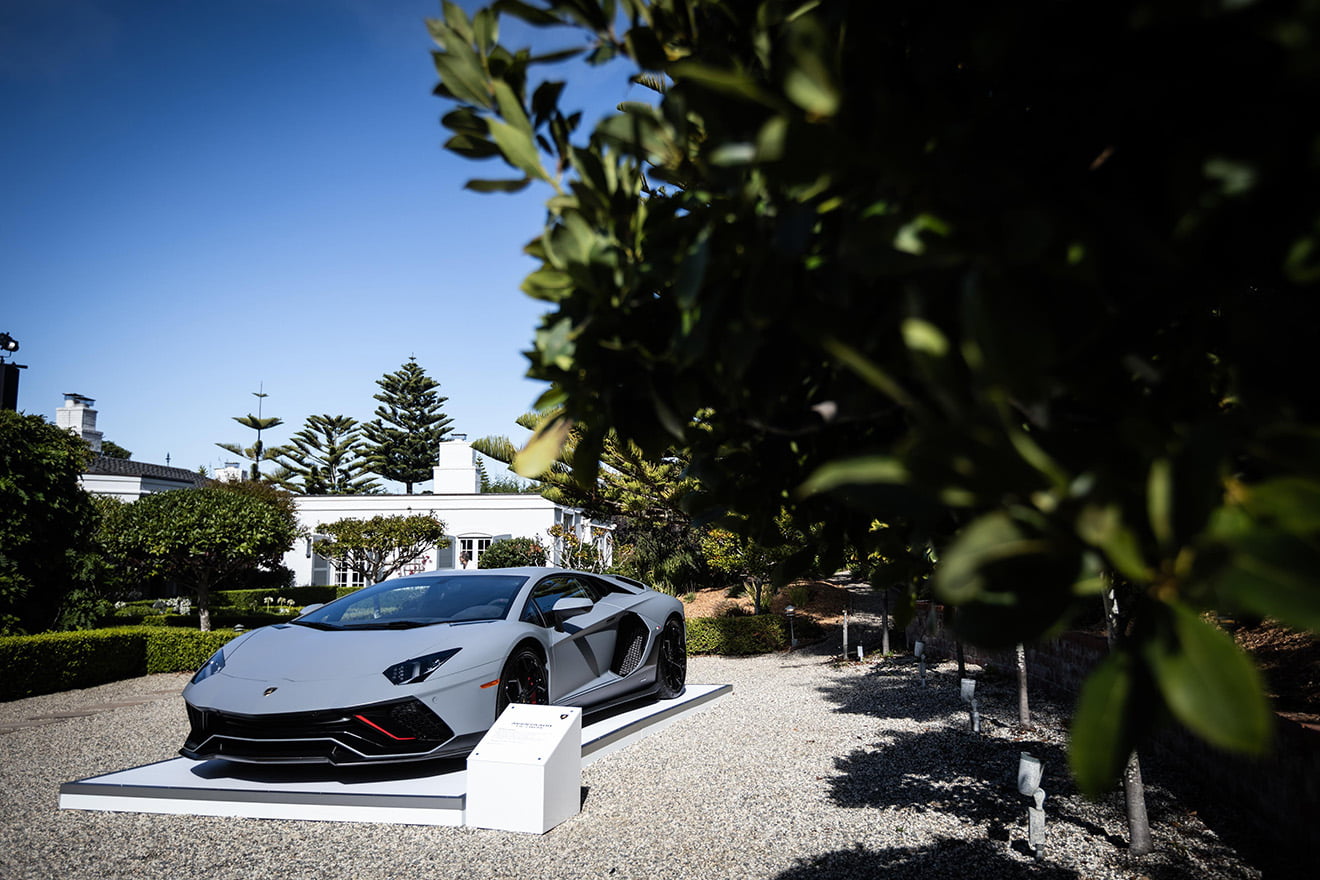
top-left (285, 493), bottom-right (595, 585)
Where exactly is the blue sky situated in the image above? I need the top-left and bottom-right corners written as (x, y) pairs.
top-left (2, 0), bottom-right (630, 484)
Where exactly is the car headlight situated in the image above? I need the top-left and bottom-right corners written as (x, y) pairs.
top-left (383, 648), bottom-right (462, 685)
top-left (191, 647), bottom-right (226, 684)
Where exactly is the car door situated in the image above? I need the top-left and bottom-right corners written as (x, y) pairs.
top-left (521, 575), bottom-right (621, 701)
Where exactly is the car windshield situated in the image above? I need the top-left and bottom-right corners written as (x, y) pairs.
top-left (295, 574), bottom-right (528, 630)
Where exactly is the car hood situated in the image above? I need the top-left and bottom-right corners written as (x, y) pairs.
top-left (220, 621), bottom-right (490, 683)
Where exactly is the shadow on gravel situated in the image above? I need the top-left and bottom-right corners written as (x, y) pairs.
top-left (806, 655), bottom-right (1270, 878)
top-left (771, 838), bottom-right (1074, 880)
top-left (814, 662), bottom-right (965, 725)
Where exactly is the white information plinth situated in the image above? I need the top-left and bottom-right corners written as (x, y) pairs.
top-left (464, 703), bottom-right (582, 834)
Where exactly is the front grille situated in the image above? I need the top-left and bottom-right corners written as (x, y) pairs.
top-left (183, 697), bottom-right (455, 764)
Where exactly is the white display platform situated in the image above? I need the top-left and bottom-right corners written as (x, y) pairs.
top-left (466, 704), bottom-right (583, 834)
top-left (59, 683), bottom-right (730, 827)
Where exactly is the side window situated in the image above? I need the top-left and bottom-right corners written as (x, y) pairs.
top-left (521, 576), bottom-right (592, 626)
top-left (584, 575), bottom-right (624, 598)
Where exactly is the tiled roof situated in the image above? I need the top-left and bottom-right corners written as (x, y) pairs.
top-left (85, 456), bottom-right (212, 488)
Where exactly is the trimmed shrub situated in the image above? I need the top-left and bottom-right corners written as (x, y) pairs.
top-left (686, 614), bottom-right (823, 655)
top-left (479, 536), bottom-right (548, 568)
top-left (212, 586), bottom-right (339, 609)
top-left (687, 615), bottom-right (787, 655)
top-left (0, 627), bottom-right (241, 701)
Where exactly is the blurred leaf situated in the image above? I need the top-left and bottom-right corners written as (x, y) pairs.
top-left (520, 269), bottom-right (572, 303)
top-left (935, 512), bottom-right (1049, 604)
top-left (432, 51), bottom-right (492, 109)
top-left (535, 317), bottom-right (577, 371)
top-left (1069, 650), bottom-right (1143, 798)
top-left (1142, 602), bottom-right (1272, 754)
top-left (798, 456), bottom-right (909, 497)
top-left (783, 14), bottom-right (839, 116)
top-left (491, 0), bottom-right (561, 26)
top-left (1210, 516), bottom-right (1320, 632)
top-left (1148, 457), bottom-right (1175, 553)
top-left (488, 118), bottom-right (550, 181)
top-left (493, 80), bottom-right (535, 137)
top-left (1075, 503), bottom-right (1150, 583)
top-left (446, 133), bottom-right (501, 160)
top-left (668, 60), bottom-right (777, 106)
top-left (514, 414), bottom-right (574, 478)
top-left (464, 177), bottom-right (532, 193)
top-left (625, 25), bottom-right (667, 70)
top-left (1239, 477), bottom-right (1320, 534)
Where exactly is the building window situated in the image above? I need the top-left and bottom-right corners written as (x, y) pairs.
top-left (458, 536), bottom-right (492, 568)
top-left (333, 562), bottom-right (367, 590)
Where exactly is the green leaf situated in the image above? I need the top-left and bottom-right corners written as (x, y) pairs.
top-left (935, 512), bottom-right (1052, 604)
top-left (432, 51), bottom-right (493, 109)
top-left (797, 456), bottom-right (909, 497)
top-left (1147, 457), bottom-right (1175, 553)
top-left (1240, 477), bottom-right (1320, 534)
top-left (514, 415), bottom-right (573, 478)
top-left (1210, 515), bottom-right (1320, 632)
top-left (1075, 503), bottom-right (1150, 584)
top-left (464, 177), bottom-right (532, 193)
top-left (491, 0), bottom-right (562, 27)
top-left (492, 80), bottom-right (534, 138)
top-left (783, 15), bottom-right (838, 116)
top-left (1069, 650), bottom-right (1141, 798)
top-left (488, 118), bottom-right (550, 181)
top-left (1142, 602), bottom-right (1272, 755)
top-left (520, 266), bottom-right (572, 304)
top-left (668, 61), bottom-right (777, 106)
top-left (445, 133), bottom-right (501, 160)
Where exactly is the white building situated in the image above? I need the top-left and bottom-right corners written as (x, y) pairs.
top-left (285, 438), bottom-right (612, 587)
top-left (58, 393), bottom-right (209, 500)
top-left (55, 394), bottom-right (608, 582)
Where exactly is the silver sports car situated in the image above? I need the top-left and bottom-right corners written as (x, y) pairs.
top-left (181, 567), bottom-right (686, 765)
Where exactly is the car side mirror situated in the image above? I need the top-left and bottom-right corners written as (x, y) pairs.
top-left (297, 603), bottom-right (325, 616)
top-left (550, 596), bottom-right (593, 628)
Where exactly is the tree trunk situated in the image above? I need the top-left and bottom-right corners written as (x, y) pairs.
top-left (1016, 642), bottom-right (1031, 726)
top-left (881, 588), bottom-right (890, 655)
top-left (197, 589), bottom-right (212, 633)
top-left (1124, 750), bottom-right (1154, 855)
top-left (1103, 576), bottom-right (1153, 854)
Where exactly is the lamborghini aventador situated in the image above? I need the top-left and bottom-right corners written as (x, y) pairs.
top-left (180, 567), bottom-right (686, 765)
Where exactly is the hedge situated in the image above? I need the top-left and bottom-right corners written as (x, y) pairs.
top-left (0, 627), bottom-right (240, 702)
top-left (686, 614), bottom-right (819, 655)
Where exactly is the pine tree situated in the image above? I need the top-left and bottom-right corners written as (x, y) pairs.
top-left (273, 414), bottom-right (379, 495)
top-left (216, 387), bottom-right (283, 482)
top-left (361, 358), bottom-right (453, 494)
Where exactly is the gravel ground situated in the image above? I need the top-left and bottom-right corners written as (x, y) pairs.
top-left (0, 635), bottom-right (1266, 880)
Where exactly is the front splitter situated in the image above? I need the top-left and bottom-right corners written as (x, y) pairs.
top-left (59, 683), bottom-right (730, 827)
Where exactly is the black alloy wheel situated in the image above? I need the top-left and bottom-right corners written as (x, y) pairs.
top-left (657, 618), bottom-right (687, 698)
top-left (497, 646), bottom-right (549, 713)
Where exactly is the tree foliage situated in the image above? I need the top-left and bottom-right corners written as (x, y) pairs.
top-left (700, 513), bottom-right (802, 613)
top-left (0, 410), bottom-right (99, 634)
top-left (102, 486), bottom-right (300, 631)
top-left (474, 411), bottom-right (694, 522)
top-left (273, 414), bottom-right (380, 495)
top-left (217, 388), bottom-right (284, 483)
top-left (431, 0), bottom-right (1320, 794)
top-left (479, 535), bottom-right (548, 568)
top-left (99, 440), bottom-right (132, 459)
top-left (361, 358), bottom-right (454, 494)
top-left (315, 514), bottom-right (450, 585)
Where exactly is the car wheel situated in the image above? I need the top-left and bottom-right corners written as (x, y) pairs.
top-left (656, 618), bottom-right (687, 699)
top-left (496, 646), bottom-right (549, 713)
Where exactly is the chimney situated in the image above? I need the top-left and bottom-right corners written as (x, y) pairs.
top-left (433, 436), bottom-right (480, 493)
top-left (55, 393), bottom-right (103, 453)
